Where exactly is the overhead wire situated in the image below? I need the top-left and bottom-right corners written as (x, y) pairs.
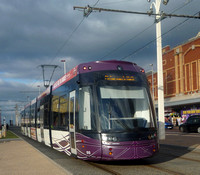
top-left (49, 0), bottom-right (101, 81)
top-left (98, 0), bottom-right (195, 60)
top-left (49, 0), bottom-right (101, 65)
top-left (14, 0), bottom-right (196, 109)
top-left (121, 11), bottom-right (199, 60)
top-left (22, 0), bottom-right (101, 97)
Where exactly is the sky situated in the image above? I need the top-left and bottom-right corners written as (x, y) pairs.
top-left (0, 0), bottom-right (200, 124)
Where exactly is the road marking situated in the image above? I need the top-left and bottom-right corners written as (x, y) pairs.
top-left (166, 133), bottom-right (200, 137)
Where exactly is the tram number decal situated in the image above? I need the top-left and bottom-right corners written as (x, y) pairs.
top-left (86, 151), bottom-right (91, 155)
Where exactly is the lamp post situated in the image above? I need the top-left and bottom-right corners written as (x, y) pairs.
top-left (61, 59), bottom-right (66, 75)
top-left (37, 85), bottom-right (41, 95)
top-left (148, 0), bottom-right (169, 140)
top-left (149, 64), bottom-right (154, 102)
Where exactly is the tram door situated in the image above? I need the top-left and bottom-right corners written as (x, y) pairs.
top-left (69, 91), bottom-right (77, 155)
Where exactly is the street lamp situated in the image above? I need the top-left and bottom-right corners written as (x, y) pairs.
top-left (147, 0), bottom-right (169, 140)
top-left (61, 59), bottom-right (66, 75)
top-left (37, 85), bottom-right (41, 95)
top-left (149, 64), bottom-right (154, 102)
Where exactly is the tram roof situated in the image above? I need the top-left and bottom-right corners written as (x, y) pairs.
top-left (52, 60), bottom-right (143, 91)
top-left (24, 60), bottom-right (144, 109)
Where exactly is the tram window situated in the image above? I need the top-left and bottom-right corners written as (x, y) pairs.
top-left (44, 103), bottom-right (49, 128)
top-left (40, 105), bottom-right (44, 128)
top-left (59, 95), bottom-right (69, 130)
top-left (37, 107), bottom-right (40, 128)
top-left (69, 97), bottom-right (74, 125)
top-left (79, 86), bottom-right (94, 130)
top-left (51, 95), bottom-right (69, 130)
top-left (31, 104), bottom-right (35, 127)
top-left (52, 96), bottom-right (59, 128)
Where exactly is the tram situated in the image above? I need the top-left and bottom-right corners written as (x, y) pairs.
top-left (20, 60), bottom-right (159, 161)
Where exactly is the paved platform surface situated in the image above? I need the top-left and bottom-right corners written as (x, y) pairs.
top-left (1, 127), bottom-right (199, 175)
top-left (0, 139), bottom-right (70, 175)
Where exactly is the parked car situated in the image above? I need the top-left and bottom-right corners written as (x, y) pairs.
top-left (179, 115), bottom-right (200, 133)
top-left (165, 122), bottom-right (173, 129)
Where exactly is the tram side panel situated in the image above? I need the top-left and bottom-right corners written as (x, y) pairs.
top-left (51, 130), bottom-right (71, 155)
top-left (51, 88), bottom-right (71, 155)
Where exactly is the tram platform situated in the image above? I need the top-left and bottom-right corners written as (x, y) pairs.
top-left (0, 138), bottom-right (70, 175)
top-left (0, 127), bottom-right (200, 175)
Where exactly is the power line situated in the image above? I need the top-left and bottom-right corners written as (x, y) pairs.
top-left (48, 17), bottom-right (85, 65)
top-left (45, 0), bottom-right (101, 85)
top-left (94, 0), bottom-right (100, 7)
top-left (32, 0), bottom-right (101, 84)
top-left (49, 0), bottom-right (101, 65)
top-left (120, 11), bottom-right (199, 60)
top-left (99, 23), bottom-right (154, 60)
top-left (20, 0), bottom-right (101, 101)
top-left (95, 0), bottom-right (197, 60)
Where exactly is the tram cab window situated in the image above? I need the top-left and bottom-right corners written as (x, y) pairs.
top-left (99, 86), bottom-right (154, 131)
top-left (79, 86), bottom-right (95, 131)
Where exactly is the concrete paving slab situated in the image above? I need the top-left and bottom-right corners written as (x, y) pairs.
top-left (0, 139), bottom-right (70, 175)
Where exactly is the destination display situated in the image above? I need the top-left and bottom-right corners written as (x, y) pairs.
top-left (105, 75), bottom-right (135, 81)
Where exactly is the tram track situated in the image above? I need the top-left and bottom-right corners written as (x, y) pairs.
top-left (87, 162), bottom-right (122, 175)
top-left (145, 164), bottom-right (185, 175)
top-left (86, 160), bottom-right (186, 175)
top-left (85, 148), bottom-right (200, 175)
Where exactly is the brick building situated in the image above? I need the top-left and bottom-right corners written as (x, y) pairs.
top-left (147, 32), bottom-right (200, 117)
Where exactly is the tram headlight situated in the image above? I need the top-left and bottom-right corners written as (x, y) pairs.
top-left (148, 133), bottom-right (157, 140)
top-left (102, 135), bottom-right (118, 142)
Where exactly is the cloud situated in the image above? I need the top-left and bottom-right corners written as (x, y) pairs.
top-left (0, 0), bottom-right (199, 122)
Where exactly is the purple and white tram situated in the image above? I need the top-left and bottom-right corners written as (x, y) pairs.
top-left (20, 60), bottom-right (159, 161)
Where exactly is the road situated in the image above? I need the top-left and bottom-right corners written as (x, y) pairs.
top-left (10, 127), bottom-right (200, 175)
top-left (160, 126), bottom-right (200, 148)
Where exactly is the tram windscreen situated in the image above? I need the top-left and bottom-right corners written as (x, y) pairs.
top-left (99, 86), bottom-right (155, 131)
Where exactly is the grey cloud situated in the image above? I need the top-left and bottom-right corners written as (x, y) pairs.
top-left (0, 0), bottom-right (199, 120)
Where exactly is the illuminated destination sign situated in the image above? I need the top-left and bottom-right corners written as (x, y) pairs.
top-left (105, 75), bottom-right (135, 81)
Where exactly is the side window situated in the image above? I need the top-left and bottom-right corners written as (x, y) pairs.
top-left (40, 105), bottom-right (44, 127)
top-left (52, 96), bottom-right (59, 128)
top-left (193, 118), bottom-right (200, 124)
top-left (69, 96), bottom-right (75, 126)
top-left (79, 87), bottom-right (92, 130)
top-left (51, 95), bottom-right (69, 130)
top-left (187, 118), bottom-right (193, 124)
top-left (37, 101), bottom-right (40, 128)
top-left (59, 95), bottom-right (69, 130)
top-left (44, 101), bottom-right (49, 128)
top-left (31, 104), bottom-right (35, 127)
